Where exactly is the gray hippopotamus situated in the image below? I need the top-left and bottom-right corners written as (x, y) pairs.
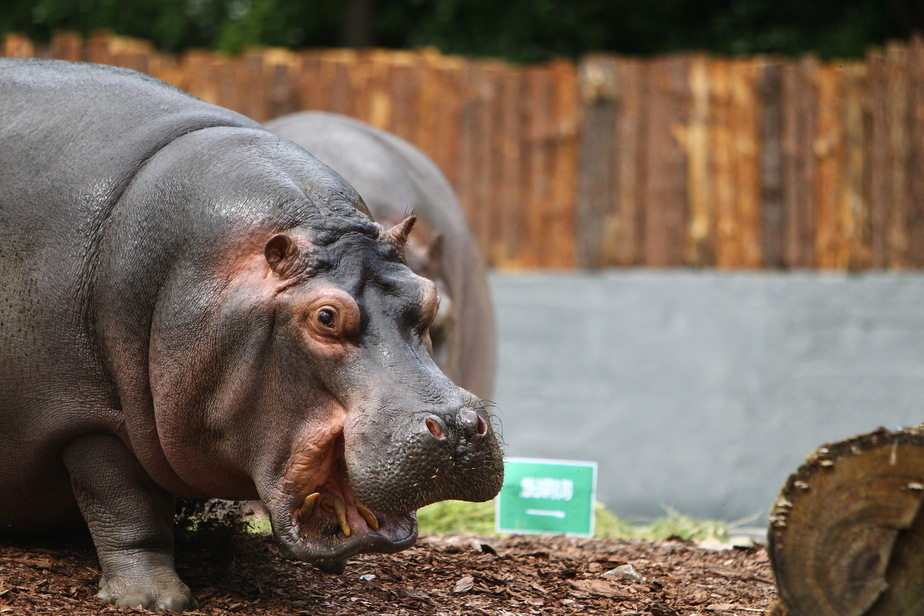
top-left (265, 112), bottom-right (496, 400)
top-left (0, 58), bottom-right (503, 612)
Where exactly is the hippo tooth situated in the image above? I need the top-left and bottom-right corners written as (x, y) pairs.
top-left (297, 492), bottom-right (321, 524)
top-left (333, 497), bottom-right (352, 537)
top-left (356, 502), bottom-right (380, 531)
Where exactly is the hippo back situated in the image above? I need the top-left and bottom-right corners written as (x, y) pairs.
top-left (265, 111), bottom-right (497, 399)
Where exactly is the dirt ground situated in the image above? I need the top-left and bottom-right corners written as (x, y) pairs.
top-left (0, 525), bottom-right (777, 616)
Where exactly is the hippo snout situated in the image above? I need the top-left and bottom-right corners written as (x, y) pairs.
top-left (344, 401), bottom-right (504, 514)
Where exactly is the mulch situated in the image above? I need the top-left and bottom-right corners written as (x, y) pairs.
top-left (0, 529), bottom-right (778, 615)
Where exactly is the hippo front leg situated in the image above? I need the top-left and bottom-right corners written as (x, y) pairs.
top-left (62, 433), bottom-right (197, 612)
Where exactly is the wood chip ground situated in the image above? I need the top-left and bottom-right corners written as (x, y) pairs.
top-left (0, 531), bottom-right (778, 615)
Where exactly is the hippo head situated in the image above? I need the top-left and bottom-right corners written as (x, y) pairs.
top-left (252, 214), bottom-right (502, 568)
top-left (127, 132), bottom-right (502, 572)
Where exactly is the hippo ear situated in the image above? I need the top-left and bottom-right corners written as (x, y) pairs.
top-left (264, 234), bottom-right (301, 278)
top-left (385, 215), bottom-right (417, 259)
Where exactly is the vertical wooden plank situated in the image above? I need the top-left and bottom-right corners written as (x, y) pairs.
top-left (427, 55), bottom-right (465, 190)
top-left (211, 55), bottom-right (241, 112)
top-left (759, 59), bottom-right (785, 268)
top-left (107, 36), bottom-right (152, 74)
top-left (458, 61), bottom-right (500, 267)
top-left (908, 37), bottom-right (924, 268)
top-left (885, 43), bottom-right (911, 269)
top-left (781, 57), bottom-right (818, 268)
top-left (442, 58), bottom-right (467, 192)
top-left (48, 31), bottom-right (84, 62)
top-left (181, 49), bottom-right (218, 105)
top-left (521, 65), bottom-right (554, 268)
top-left (241, 50), bottom-right (273, 122)
top-left (548, 59), bottom-right (579, 269)
top-left (839, 63), bottom-right (870, 270)
top-left (612, 59), bottom-right (645, 266)
top-left (296, 50), bottom-right (326, 111)
top-left (321, 50), bottom-right (358, 119)
top-left (866, 50), bottom-right (889, 268)
top-left (814, 64), bottom-right (843, 269)
top-left (363, 50), bottom-right (394, 131)
top-left (2, 33), bottom-right (34, 57)
top-left (454, 60), bottom-right (478, 249)
top-left (385, 54), bottom-right (421, 143)
top-left (576, 56), bottom-right (618, 268)
top-left (685, 54), bottom-right (714, 266)
top-left (146, 47), bottom-right (180, 88)
top-left (732, 59), bottom-right (762, 268)
top-left (495, 64), bottom-right (524, 268)
top-left (642, 56), bottom-right (688, 267)
top-left (86, 31), bottom-right (113, 65)
top-left (264, 50), bottom-right (300, 120)
top-left (710, 58), bottom-right (735, 267)
top-left (345, 50), bottom-right (373, 123)
top-left (415, 52), bottom-right (444, 172)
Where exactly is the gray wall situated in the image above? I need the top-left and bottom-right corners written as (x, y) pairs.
top-left (489, 271), bottom-right (924, 523)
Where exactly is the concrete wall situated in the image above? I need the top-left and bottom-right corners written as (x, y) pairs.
top-left (489, 271), bottom-right (924, 523)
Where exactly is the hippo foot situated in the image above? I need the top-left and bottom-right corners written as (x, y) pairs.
top-left (98, 573), bottom-right (198, 612)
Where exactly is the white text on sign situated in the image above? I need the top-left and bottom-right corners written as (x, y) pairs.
top-left (519, 477), bottom-right (574, 501)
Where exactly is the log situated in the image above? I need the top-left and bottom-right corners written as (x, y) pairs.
top-left (769, 427), bottom-right (924, 616)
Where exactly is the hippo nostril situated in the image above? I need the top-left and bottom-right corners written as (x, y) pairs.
top-left (426, 417), bottom-right (446, 440)
top-left (457, 408), bottom-right (487, 438)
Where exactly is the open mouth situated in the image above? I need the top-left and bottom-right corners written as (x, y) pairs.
top-left (273, 435), bottom-right (418, 570)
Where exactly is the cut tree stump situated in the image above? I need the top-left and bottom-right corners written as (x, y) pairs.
top-left (768, 427), bottom-right (924, 616)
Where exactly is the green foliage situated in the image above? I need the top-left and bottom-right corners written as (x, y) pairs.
top-left (0, 0), bottom-right (916, 60)
top-left (620, 508), bottom-right (731, 543)
top-left (416, 499), bottom-right (733, 543)
top-left (416, 499), bottom-right (497, 535)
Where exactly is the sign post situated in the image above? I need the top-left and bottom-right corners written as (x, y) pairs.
top-left (495, 457), bottom-right (597, 537)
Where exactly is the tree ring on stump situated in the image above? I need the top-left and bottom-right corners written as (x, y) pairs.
top-left (769, 427), bottom-right (924, 616)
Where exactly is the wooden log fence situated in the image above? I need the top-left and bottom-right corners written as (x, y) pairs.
top-left (4, 31), bottom-right (924, 271)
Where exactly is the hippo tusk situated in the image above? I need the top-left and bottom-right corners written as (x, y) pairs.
top-left (355, 502), bottom-right (380, 531)
top-left (298, 492), bottom-right (321, 523)
top-left (333, 497), bottom-right (351, 537)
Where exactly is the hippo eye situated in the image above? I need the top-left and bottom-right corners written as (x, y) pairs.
top-left (304, 289), bottom-right (360, 343)
top-left (317, 308), bottom-right (336, 328)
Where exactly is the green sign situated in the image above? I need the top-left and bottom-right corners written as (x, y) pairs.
top-left (495, 457), bottom-right (597, 537)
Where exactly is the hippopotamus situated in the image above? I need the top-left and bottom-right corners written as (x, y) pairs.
top-left (0, 58), bottom-right (503, 612)
top-left (265, 112), bottom-right (496, 400)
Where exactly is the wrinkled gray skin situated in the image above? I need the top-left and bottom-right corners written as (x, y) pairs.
top-left (265, 112), bottom-right (497, 400)
top-left (0, 59), bottom-right (503, 612)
